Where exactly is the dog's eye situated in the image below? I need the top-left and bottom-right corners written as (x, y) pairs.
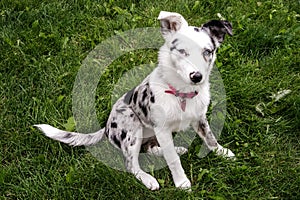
top-left (178, 49), bottom-right (188, 56)
top-left (203, 49), bottom-right (212, 57)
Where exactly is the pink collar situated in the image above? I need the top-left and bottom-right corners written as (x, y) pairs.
top-left (165, 84), bottom-right (198, 111)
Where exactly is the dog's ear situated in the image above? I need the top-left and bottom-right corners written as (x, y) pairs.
top-left (202, 20), bottom-right (233, 45)
top-left (158, 11), bottom-right (188, 39)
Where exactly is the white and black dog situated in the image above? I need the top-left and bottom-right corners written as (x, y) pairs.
top-left (35, 11), bottom-right (235, 190)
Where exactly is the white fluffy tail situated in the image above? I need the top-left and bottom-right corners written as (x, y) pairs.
top-left (34, 124), bottom-right (105, 146)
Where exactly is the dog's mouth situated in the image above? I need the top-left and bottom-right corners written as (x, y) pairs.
top-left (191, 81), bottom-right (201, 85)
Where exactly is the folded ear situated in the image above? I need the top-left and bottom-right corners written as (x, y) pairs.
top-left (158, 11), bottom-right (188, 39)
top-left (202, 20), bottom-right (233, 46)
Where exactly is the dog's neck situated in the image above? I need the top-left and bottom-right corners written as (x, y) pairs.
top-left (164, 84), bottom-right (199, 111)
top-left (165, 84), bottom-right (198, 99)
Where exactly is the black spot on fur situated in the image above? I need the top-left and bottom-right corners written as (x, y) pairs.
top-left (130, 139), bottom-right (136, 146)
top-left (199, 122), bottom-right (207, 130)
top-left (105, 128), bottom-right (109, 137)
top-left (133, 91), bottom-right (138, 104)
top-left (142, 89), bottom-right (148, 101)
top-left (116, 108), bottom-right (126, 113)
top-left (124, 87), bottom-right (135, 104)
top-left (112, 135), bottom-right (121, 148)
top-left (210, 36), bottom-right (216, 51)
top-left (64, 133), bottom-right (73, 139)
top-left (139, 102), bottom-right (148, 117)
top-left (206, 131), bottom-right (217, 147)
top-left (170, 39), bottom-right (179, 51)
top-left (149, 91), bottom-right (155, 102)
top-left (194, 27), bottom-right (200, 32)
top-left (111, 122), bottom-right (118, 128)
top-left (130, 113), bottom-right (134, 118)
top-left (171, 38), bottom-right (178, 44)
top-left (121, 129), bottom-right (127, 140)
top-left (198, 122), bottom-right (207, 137)
top-left (150, 93), bottom-right (155, 103)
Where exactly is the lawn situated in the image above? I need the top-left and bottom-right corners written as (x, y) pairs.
top-left (1, 0), bottom-right (299, 199)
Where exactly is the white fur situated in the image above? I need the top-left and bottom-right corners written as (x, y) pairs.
top-left (34, 124), bottom-right (105, 146)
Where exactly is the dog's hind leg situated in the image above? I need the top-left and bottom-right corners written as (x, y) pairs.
top-left (123, 128), bottom-right (160, 190)
top-left (143, 136), bottom-right (188, 156)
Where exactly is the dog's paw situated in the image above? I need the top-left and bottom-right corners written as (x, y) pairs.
top-left (215, 145), bottom-right (236, 160)
top-left (135, 171), bottom-right (160, 190)
top-left (147, 146), bottom-right (163, 156)
top-left (147, 146), bottom-right (188, 156)
top-left (175, 178), bottom-right (191, 190)
top-left (175, 146), bottom-right (188, 155)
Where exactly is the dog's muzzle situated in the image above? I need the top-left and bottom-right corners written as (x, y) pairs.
top-left (190, 72), bottom-right (202, 83)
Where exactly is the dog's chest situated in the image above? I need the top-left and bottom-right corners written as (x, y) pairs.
top-left (122, 70), bottom-right (211, 131)
top-left (150, 89), bottom-right (210, 132)
top-left (171, 98), bottom-right (207, 131)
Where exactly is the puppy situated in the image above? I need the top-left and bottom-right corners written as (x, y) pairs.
top-left (35, 11), bottom-right (235, 190)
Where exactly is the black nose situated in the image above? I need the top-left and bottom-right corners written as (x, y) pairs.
top-left (190, 72), bottom-right (202, 83)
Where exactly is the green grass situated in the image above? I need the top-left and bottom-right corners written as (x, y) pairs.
top-left (1, 0), bottom-right (299, 199)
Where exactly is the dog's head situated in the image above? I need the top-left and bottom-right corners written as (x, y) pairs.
top-left (158, 11), bottom-right (232, 86)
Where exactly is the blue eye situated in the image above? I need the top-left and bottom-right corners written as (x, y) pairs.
top-left (178, 49), bottom-right (189, 56)
top-left (203, 49), bottom-right (212, 57)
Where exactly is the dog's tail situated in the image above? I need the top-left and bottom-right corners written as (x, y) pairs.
top-left (34, 124), bottom-right (105, 146)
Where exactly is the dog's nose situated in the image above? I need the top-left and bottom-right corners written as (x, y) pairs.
top-left (190, 72), bottom-right (202, 83)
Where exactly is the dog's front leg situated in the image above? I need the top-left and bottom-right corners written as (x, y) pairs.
top-left (154, 127), bottom-right (191, 189)
top-left (193, 116), bottom-right (235, 159)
